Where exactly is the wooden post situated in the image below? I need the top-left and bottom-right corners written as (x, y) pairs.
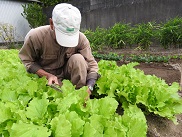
top-left (170, 63), bottom-right (182, 92)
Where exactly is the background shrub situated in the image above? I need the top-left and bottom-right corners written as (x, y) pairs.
top-left (105, 23), bottom-right (133, 49)
top-left (0, 23), bottom-right (20, 48)
top-left (83, 27), bottom-right (107, 50)
top-left (158, 17), bottom-right (182, 49)
top-left (21, 3), bottom-right (46, 28)
top-left (132, 22), bottom-right (156, 50)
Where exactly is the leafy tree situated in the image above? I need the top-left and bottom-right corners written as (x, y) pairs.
top-left (21, 3), bottom-right (46, 28)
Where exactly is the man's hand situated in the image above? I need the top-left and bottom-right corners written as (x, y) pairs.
top-left (36, 69), bottom-right (59, 85)
top-left (47, 73), bottom-right (59, 85)
top-left (85, 86), bottom-right (93, 101)
top-left (86, 88), bottom-right (92, 98)
top-left (84, 87), bottom-right (92, 107)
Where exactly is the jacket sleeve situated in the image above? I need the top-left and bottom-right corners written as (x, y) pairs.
top-left (78, 33), bottom-right (99, 81)
top-left (19, 30), bottom-right (42, 73)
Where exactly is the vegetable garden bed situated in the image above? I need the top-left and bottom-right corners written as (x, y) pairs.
top-left (0, 49), bottom-right (182, 137)
top-left (94, 46), bottom-right (182, 137)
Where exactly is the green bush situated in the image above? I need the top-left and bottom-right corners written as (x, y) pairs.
top-left (105, 23), bottom-right (133, 48)
top-left (21, 1), bottom-right (70, 28)
top-left (84, 27), bottom-right (107, 50)
top-left (21, 3), bottom-right (46, 28)
top-left (132, 22), bottom-right (156, 50)
top-left (83, 19), bottom-right (182, 51)
top-left (158, 17), bottom-right (182, 49)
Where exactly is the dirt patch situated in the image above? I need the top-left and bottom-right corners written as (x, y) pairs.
top-left (97, 46), bottom-right (182, 137)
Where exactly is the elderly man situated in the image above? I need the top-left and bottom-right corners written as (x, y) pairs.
top-left (19, 3), bottom-right (99, 96)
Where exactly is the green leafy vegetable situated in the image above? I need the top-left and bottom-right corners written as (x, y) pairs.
top-left (96, 60), bottom-right (182, 123)
top-left (0, 50), bottom-right (181, 137)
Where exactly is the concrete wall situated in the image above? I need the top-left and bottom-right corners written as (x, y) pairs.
top-left (68, 0), bottom-right (182, 30)
top-left (0, 0), bottom-right (31, 42)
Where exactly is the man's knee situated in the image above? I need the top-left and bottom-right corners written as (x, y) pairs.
top-left (69, 54), bottom-right (85, 64)
top-left (66, 54), bottom-right (88, 88)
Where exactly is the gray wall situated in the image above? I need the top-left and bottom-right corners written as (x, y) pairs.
top-left (0, 0), bottom-right (31, 42)
top-left (68, 0), bottom-right (182, 30)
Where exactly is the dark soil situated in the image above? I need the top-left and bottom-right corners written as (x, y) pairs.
top-left (96, 46), bottom-right (182, 137)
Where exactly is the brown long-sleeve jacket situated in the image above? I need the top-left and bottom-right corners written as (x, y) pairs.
top-left (19, 25), bottom-right (99, 80)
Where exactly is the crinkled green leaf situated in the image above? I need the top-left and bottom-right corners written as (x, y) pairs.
top-left (10, 122), bottom-right (51, 137)
top-left (0, 102), bottom-right (13, 123)
top-left (121, 104), bottom-right (147, 137)
top-left (65, 111), bottom-right (85, 137)
top-left (60, 80), bottom-right (76, 96)
top-left (89, 114), bottom-right (106, 134)
top-left (104, 119), bottom-right (126, 137)
top-left (51, 114), bottom-right (72, 137)
top-left (25, 96), bottom-right (49, 122)
top-left (85, 97), bottom-right (118, 118)
top-left (97, 60), bottom-right (182, 122)
top-left (26, 80), bottom-right (38, 96)
top-left (57, 82), bottom-right (88, 114)
top-left (82, 122), bottom-right (97, 137)
top-left (1, 88), bottom-right (18, 102)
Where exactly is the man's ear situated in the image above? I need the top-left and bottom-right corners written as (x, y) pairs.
top-left (49, 18), bottom-right (54, 30)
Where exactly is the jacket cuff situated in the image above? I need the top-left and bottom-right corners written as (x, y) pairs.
top-left (27, 64), bottom-right (42, 74)
top-left (86, 72), bottom-right (100, 81)
top-left (86, 79), bottom-right (96, 87)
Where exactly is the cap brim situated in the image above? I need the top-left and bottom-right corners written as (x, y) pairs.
top-left (55, 28), bottom-right (79, 47)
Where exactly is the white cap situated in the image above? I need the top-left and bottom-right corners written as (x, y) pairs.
top-left (52, 3), bottom-right (81, 47)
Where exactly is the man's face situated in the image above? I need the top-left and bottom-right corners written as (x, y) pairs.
top-left (49, 18), bottom-right (58, 43)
